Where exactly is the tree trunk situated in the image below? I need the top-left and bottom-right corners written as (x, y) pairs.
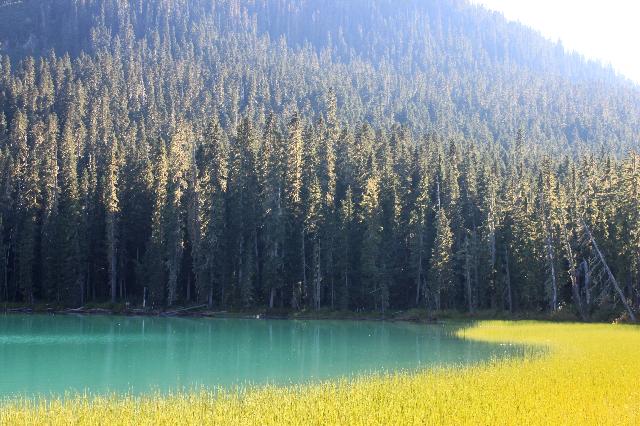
top-left (331, 277), bottom-right (335, 310)
top-left (504, 247), bottom-right (513, 313)
top-left (582, 260), bottom-right (591, 308)
top-left (2, 249), bottom-right (8, 302)
top-left (472, 230), bottom-right (480, 312)
top-left (583, 221), bottom-right (636, 322)
top-left (328, 245), bottom-right (334, 309)
top-left (313, 240), bottom-right (321, 310)
top-left (545, 234), bottom-right (558, 311)
top-left (108, 218), bottom-right (117, 304)
top-left (567, 255), bottom-right (584, 320)
top-left (269, 287), bottom-right (276, 309)
top-left (561, 226), bottom-right (587, 320)
top-left (488, 224), bottom-right (497, 308)
top-left (415, 231), bottom-right (423, 306)
top-left (301, 228), bottom-right (307, 306)
top-left (465, 244), bottom-right (474, 314)
top-left (237, 238), bottom-right (243, 305)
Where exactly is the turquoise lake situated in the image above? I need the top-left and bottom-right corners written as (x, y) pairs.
top-left (0, 315), bottom-right (524, 397)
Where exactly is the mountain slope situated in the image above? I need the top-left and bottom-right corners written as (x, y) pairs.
top-left (0, 0), bottom-right (638, 149)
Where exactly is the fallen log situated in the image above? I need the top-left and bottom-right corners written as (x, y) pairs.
top-left (162, 304), bottom-right (209, 317)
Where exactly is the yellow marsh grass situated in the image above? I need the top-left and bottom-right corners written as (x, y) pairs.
top-left (1, 321), bottom-right (639, 425)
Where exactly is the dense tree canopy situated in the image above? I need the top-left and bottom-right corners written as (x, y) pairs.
top-left (0, 0), bottom-right (638, 318)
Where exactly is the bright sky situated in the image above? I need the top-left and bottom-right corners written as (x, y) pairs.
top-left (471, 0), bottom-right (640, 84)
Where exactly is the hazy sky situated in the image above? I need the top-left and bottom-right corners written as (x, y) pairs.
top-left (471, 0), bottom-right (640, 84)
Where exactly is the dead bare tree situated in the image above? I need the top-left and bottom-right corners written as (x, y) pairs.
top-left (578, 219), bottom-right (637, 322)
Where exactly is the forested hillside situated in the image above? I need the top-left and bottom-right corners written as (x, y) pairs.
top-left (0, 0), bottom-right (639, 318)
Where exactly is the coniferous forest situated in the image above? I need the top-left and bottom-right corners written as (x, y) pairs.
top-left (1, 0), bottom-right (640, 319)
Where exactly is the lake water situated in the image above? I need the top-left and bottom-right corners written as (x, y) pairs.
top-left (0, 314), bottom-right (524, 397)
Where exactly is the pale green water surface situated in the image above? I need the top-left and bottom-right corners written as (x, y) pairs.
top-left (0, 314), bottom-right (524, 397)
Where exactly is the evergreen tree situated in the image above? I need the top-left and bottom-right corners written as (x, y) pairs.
top-left (409, 159), bottom-right (430, 306)
top-left (56, 120), bottom-right (81, 302)
top-left (338, 186), bottom-right (355, 310)
top-left (39, 114), bottom-right (59, 300)
top-left (283, 113), bottom-right (304, 309)
top-left (165, 123), bottom-right (192, 306)
top-left (139, 143), bottom-right (168, 307)
top-left (428, 180), bottom-right (454, 311)
top-left (360, 175), bottom-right (383, 311)
top-left (305, 175), bottom-right (323, 310)
top-left (0, 214), bottom-right (6, 303)
top-left (104, 139), bottom-right (120, 304)
top-left (259, 114), bottom-right (286, 308)
top-left (196, 118), bottom-right (227, 306)
top-left (227, 118), bottom-right (259, 307)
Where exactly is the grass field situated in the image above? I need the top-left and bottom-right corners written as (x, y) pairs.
top-left (1, 321), bottom-right (639, 425)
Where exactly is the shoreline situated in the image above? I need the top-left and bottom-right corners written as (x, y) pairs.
top-left (0, 303), bottom-right (590, 323)
top-left (1, 305), bottom-right (435, 323)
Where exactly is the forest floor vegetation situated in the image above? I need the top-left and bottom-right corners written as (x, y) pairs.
top-left (4, 302), bottom-right (614, 322)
